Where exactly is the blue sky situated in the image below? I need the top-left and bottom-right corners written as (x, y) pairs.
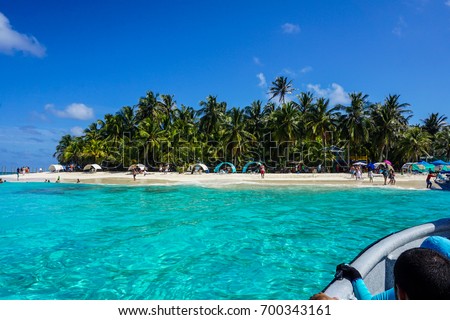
top-left (1, 0), bottom-right (450, 169)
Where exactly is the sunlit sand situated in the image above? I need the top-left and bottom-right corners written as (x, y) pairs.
top-left (1, 171), bottom-right (429, 190)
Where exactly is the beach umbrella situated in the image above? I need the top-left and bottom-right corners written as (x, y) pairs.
top-left (417, 161), bottom-right (435, 171)
top-left (374, 162), bottom-right (385, 168)
top-left (368, 163), bottom-right (375, 170)
top-left (384, 160), bottom-right (392, 165)
top-left (432, 160), bottom-right (448, 166)
top-left (352, 161), bottom-right (367, 166)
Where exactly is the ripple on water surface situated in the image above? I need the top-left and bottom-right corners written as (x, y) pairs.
top-left (0, 182), bottom-right (447, 299)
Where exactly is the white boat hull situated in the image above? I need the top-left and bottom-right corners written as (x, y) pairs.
top-left (323, 218), bottom-right (450, 299)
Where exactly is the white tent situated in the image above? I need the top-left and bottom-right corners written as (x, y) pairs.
top-left (83, 164), bottom-right (102, 172)
top-left (187, 163), bottom-right (209, 174)
top-left (194, 163), bottom-right (208, 171)
top-left (49, 164), bottom-right (64, 172)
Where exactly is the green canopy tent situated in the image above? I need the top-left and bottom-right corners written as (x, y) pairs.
top-left (242, 161), bottom-right (262, 173)
top-left (214, 162), bottom-right (236, 173)
top-left (417, 161), bottom-right (435, 172)
top-left (402, 162), bottom-right (432, 174)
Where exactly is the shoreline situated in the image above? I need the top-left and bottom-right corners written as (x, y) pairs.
top-left (0, 171), bottom-right (433, 190)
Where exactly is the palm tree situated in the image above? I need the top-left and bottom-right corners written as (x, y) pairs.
top-left (137, 117), bottom-right (166, 165)
top-left (197, 95), bottom-right (227, 137)
top-left (296, 91), bottom-right (315, 114)
top-left (172, 104), bottom-right (197, 141)
top-left (225, 107), bottom-right (256, 164)
top-left (53, 86), bottom-right (450, 170)
top-left (398, 126), bottom-right (431, 162)
top-left (136, 91), bottom-right (159, 122)
top-left (338, 92), bottom-right (372, 157)
top-left (304, 97), bottom-right (339, 143)
top-left (435, 126), bottom-right (450, 161)
top-left (371, 94), bottom-right (411, 161)
top-left (54, 134), bottom-right (74, 164)
top-left (421, 113), bottom-right (447, 158)
top-left (268, 76), bottom-right (294, 104)
top-left (244, 100), bottom-right (265, 141)
top-left (157, 94), bottom-right (177, 130)
top-left (82, 139), bottom-right (107, 164)
top-left (84, 122), bottom-right (103, 141)
top-left (422, 113), bottom-right (447, 136)
top-left (62, 137), bottom-right (85, 166)
top-left (269, 102), bottom-right (301, 143)
top-left (102, 113), bottom-right (123, 145)
top-left (263, 101), bottom-right (277, 116)
top-left (117, 106), bottom-right (137, 139)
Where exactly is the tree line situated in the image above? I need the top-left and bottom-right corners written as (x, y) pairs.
top-left (53, 77), bottom-right (449, 172)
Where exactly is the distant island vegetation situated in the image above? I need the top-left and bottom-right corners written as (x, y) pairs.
top-left (54, 77), bottom-right (449, 172)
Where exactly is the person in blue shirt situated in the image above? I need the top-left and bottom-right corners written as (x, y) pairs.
top-left (338, 236), bottom-right (450, 300)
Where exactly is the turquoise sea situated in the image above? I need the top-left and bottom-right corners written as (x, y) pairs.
top-left (0, 181), bottom-right (448, 300)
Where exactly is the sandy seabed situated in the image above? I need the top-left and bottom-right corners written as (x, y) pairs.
top-left (0, 171), bottom-right (432, 190)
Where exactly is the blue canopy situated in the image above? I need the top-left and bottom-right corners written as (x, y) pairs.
top-left (214, 162), bottom-right (236, 173)
top-left (418, 160), bottom-right (434, 166)
top-left (367, 163), bottom-right (375, 170)
top-left (242, 161), bottom-right (262, 173)
top-left (417, 161), bottom-right (435, 171)
top-left (432, 160), bottom-right (449, 166)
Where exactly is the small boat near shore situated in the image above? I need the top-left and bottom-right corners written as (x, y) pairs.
top-left (434, 174), bottom-right (450, 191)
top-left (322, 218), bottom-right (450, 300)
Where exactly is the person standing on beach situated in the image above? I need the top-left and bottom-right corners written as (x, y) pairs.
top-left (355, 167), bottom-right (362, 180)
top-left (16, 167), bottom-right (20, 181)
top-left (132, 168), bottom-right (137, 181)
top-left (389, 169), bottom-right (396, 185)
top-left (382, 168), bottom-right (388, 185)
top-left (260, 164), bottom-right (265, 179)
top-left (426, 170), bottom-right (436, 188)
top-left (368, 169), bottom-right (374, 183)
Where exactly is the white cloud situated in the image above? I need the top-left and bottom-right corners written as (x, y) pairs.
top-left (30, 110), bottom-right (48, 121)
top-left (283, 68), bottom-right (297, 77)
top-left (307, 83), bottom-right (350, 106)
top-left (392, 16), bottom-right (407, 37)
top-left (70, 126), bottom-right (85, 136)
top-left (0, 125), bottom-right (60, 168)
top-left (301, 66), bottom-right (313, 74)
top-left (446, 0), bottom-right (450, 6)
top-left (45, 103), bottom-right (94, 120)
top-left (282, 23), bottom-right (301, 34)
top-left (253, 57), bottom-right (262, 65)
top-left (256, 73), bottom-right (267, 88)
top-left (0, 12), bottom-right (46, 57)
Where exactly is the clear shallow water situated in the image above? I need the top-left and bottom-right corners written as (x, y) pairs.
top-left (0, 182), bottom-right (448, 300)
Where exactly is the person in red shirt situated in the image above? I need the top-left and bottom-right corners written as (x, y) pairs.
top-left (260, 164), bottom-right (265, 179)
top-left (426, 170), bottom-right (436, 188)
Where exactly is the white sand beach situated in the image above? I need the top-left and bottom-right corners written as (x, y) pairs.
top-left (0, 171), bottom-right (431, 190)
